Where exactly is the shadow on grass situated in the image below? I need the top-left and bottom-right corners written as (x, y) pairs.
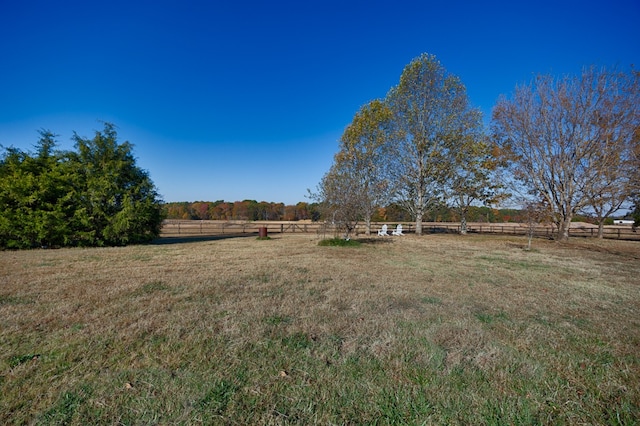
top-left (151, 233), bottom-right (259, 245)
top-left (356, 237), bottom-right (395, 245)
top-left (153, 234), bottom-right (394, 246)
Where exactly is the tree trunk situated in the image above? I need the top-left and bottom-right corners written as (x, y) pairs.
top-left (597, 220), bottom-right (605, 239)
top-left (557, 216), bottom-right (572, 241)
top-left (365, 217), bottom-right (371, 236)
top-left (415, 210), bottom-right (423, 235)
top-left (460, 210), bottom-right (468, 235)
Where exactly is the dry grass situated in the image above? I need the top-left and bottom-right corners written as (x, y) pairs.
top-left (1, 233), bottom-right (639, 424)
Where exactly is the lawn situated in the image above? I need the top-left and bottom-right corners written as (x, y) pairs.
top-left (1, 233), bottom-right (639, 424)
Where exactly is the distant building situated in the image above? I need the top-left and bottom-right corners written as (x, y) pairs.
top-left (613, 220), bottom-right (635, 225)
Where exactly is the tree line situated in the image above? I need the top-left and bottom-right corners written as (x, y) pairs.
top-left (163, 199), bottom-right (621, 226)
top-left (163, 200), bottom-right (322, 221)
top-left (0, 123), bottom-right (164, 249)
top-left (312, 53), bottom-right (640, 240)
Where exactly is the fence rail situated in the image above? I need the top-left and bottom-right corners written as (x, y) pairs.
top-left (160, 220), bottom-right (639, 241)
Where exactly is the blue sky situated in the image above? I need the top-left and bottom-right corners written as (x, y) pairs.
top-left (1, 0), bottom-right (638, 205)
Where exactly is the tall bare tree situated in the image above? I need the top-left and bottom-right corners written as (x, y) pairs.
top-left (522, 199), bottom-right (552, 250)
top-left (632, 129), bottom-right (640, 227)
top-left (492, 66), bottom-right (639, 240)
top-left (584, 145), bottom-right (636, 237)
top-left (312, 164), bottom-right (364, 239)
top-left (386, 53), bottom-right (481, 235)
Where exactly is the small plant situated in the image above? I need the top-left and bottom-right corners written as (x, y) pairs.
top-left (318, 238), bottom-right (361, 247)
top-left (421, 296), bottom-right (442, 305)
top-left (263, 315), bottom-right (292, 325)
top-left (256, 236), bottom-right (271, 241)
top-left (281, 331), bottom-right (314, 350)
top-left (9, 353), bottom-right (40, 368)
top-left (136, 280), bottom-right (170, 295)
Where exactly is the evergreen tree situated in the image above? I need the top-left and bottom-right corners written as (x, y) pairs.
top-left (0, 123), bottom-right (164, 249)
top-left (71, 123), bottom-right (164, 246)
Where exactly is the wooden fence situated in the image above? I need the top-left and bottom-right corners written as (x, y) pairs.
top-left (160, 220), bottom-right (640, 241)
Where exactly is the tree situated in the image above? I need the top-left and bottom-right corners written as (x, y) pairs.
top-left (583, 147), bottom-right (637, 237)
top-left (492, 66), bottom-right (640, 240)
top-left (522, 199), bottom-right (552, 250)
top-left (628, 125), bottom-right (640, 229)
top-left (211, 201), bottom-right (233, 220)
top-left (1, 123), bottom-right (163, 248)
top-left (582, 71), bottom-right (640, 237)
top-left (283, 204), bottom-right (298, 221)
top-left (631, 197), bottom-right (640, 228)
top-left (444, 128), bottom-right (505, 234)
top-left (0, 131), bottom-right (79, 248)
top-left (337, 99), bottom-right (394, 235)
top-left (312, 160), bottom-right (365, 239)
top-left (386, 53), bottom-right (480, 235)
top-left (294, 202), bottom-right (311, 220)
top-left (164, 202), bottom-right (190, 219)
top-left (310, 99), bottom-right (394, 238)
top-left (71, 122), bottom-right (164, 246)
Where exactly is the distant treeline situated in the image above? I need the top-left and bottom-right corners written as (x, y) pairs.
top-left (164, 200), bottom-right (322, 222)
top-left (163, 200), bottom-right (606, 224)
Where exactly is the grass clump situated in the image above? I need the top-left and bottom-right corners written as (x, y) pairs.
top-left (318, 237), bottom-right (361, 247)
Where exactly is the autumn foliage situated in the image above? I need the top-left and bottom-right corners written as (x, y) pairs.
top-left (163, 200), bottom-right (320, 221)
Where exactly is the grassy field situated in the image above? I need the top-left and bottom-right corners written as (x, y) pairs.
top-left (1, 233), bottom-right (639, 425)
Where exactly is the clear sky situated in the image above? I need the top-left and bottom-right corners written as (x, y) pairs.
top-left (1, 0), bottom-right (638, 205)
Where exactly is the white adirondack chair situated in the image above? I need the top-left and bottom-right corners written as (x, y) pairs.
top-left (378, 224), bottom-right (389, 236)
top-left (392, 224), bottom-right (404, 236)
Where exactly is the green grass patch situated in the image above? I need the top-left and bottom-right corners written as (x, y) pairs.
top-left (38, 388), bottom-right (90, 424)
top-left (318, 238), bottom-right (362, 247)
top-left (0, 294), bottom-right (34, 305)
top-left (475, 310), bottom-right (510, 324)
top-left (281, 331), bottom-right (314, 350)
top-left (8, 353), bottom-right (40, 368)
top-left (197, 379), bottom-right (240, 415)
top-left (421, 296), bottom-right (442, 305)
top-left (134, 280), bottom-right (171, 295)
top-left (263, 314), bottom-right (292, 325)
